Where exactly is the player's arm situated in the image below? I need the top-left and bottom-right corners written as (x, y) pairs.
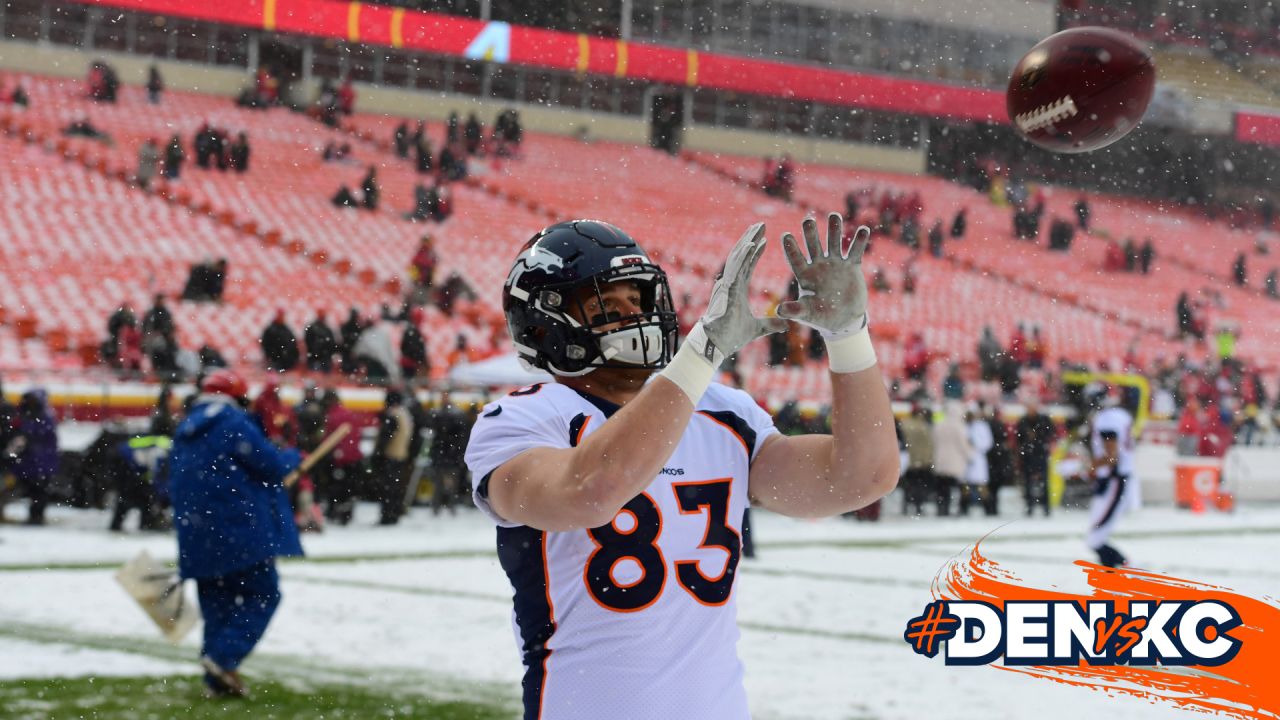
top-left (488, 225), bottom-right (786, 532)
top-left (486, 379), bottom-right (696, 531)
top-left (749, 214), bottom-right (899, 517)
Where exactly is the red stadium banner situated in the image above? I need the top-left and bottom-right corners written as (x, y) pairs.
top-left (1235, 111), bottom-right (1280, 147)
top-left (73, 0), bottom-right (1008, 123)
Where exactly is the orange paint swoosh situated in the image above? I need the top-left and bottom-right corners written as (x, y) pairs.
top-left (932, 538), bottom-right (1280, 719)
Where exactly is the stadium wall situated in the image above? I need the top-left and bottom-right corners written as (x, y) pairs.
top-left (0, 38), bottom-right (926, 172)
top-left (0, 38), bottom-right (245, 96)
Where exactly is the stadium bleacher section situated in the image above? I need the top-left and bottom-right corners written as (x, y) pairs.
top-left (3, 67), bottom-right (1279, 404)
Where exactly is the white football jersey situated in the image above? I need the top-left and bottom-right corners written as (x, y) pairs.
top-left (1089, 405), bottom-right (1141, 510)
top-left (465, 381), bottom-right (777, 720)
top-left (1090, 406), bottom-right (1135, 475)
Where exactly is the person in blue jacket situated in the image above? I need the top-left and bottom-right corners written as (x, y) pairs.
top-left (169, 370), bottom-right (302, 697)
top-left (9, 389), bottom-right (59, 526)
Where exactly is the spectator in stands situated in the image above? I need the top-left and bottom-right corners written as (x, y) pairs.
top-left (434, 272), bottom-right (476, 317)
top-left (304, 310), bottom-right (338, 373)
top-left (260, 310), bottom-right (300, 373)
top-left (446, 111), bottom-right (461, 146)
top-left (977, 325), bottom-right (1002, 381)
top-left (353, 317), bottom-right (398, 384)
top-left (255, 67), bottom-right (279, 106)
top-left (438, 143), bottom-right (467, 182)
top-left (322, 142), bottom-right (351, 163)
top-left (415, 134), bottom-right (434, 174)
top-left (361, 166), bottom-right (380, 211)
top-left (143, 294), bottom-right (174, 338)
top-left (898, 404), bottom-right (934, 517)
top-left (1103, 239), bottom-right (1126, 272)
top-left (1014, 397), bottom-right (1055, 517)
top-left (2, 82), bottom-right (29, 108)
top-left (900, 216), bottom-right (920, 251)
top-left (1027, 326), bottom-right (1047, 370)
top-left (406, 183), bottom-right (433, 222)
top-left (1175, 291), bottom-right (1197, 339)
top-left (927, 220), bottom-right (944, 258)
top-left (494, 108), bottom-right (523, 152)
top-left (903, 332), bottom-right (928, 381)
top-left (198, 345), bottom-right (228, 370)
top-left (1122, 238), bottom-right (1138, 272)
top-left (336, 77), bottom-right (355, 115)
top-left (146, 65), bottom-right (164, 104)
top-left (88, 60), bottom-right (119, 102)
top-left (1266, 269), bottom-right (1278, 299)
top-left (446, 333), bottom-right (486, 368)
top-left (331, 185), bottom-right (358, 208)
top-left (63, 117), bottom-right (110, 143)
top-left (951, 207), bottom-right (967, 239)
top-left (871, 267), bottom-right (891, 293)
top-left (181, 258), bottom-right (227, 302)
top-left (229, 133), bottom-right (250, 173)
top-left (393, 122), bottom-right (410, 159)
top-left (102, 303), bottom-right (138, 371)
top-left (7, 390), bottom-right (58, 525)
top-left (163, 134), bottom-right (184, 180)
top-left (1074, 196), bottom-right (1090, 230)
top-left (932, 400), bottom-right (968, 517)
top-left (337, 308), bottom-right (364, 373)
top-left (462, 112), bottom-right (484, 156)
top-left (1047, 217), bottom-right (1072, 252)
top-left (1008, 323), bottom-right (1028, 372)
top-left (212, 128), bottom-right (230, 171)
top-left (400, 308), bottom-right (430, 381)
top-left (1233, 252), bottom-right (1248, 286)
top-left (136, 138), bottom-right (160, 190)
top-left (1139, 238), bottom-right (1155, 274)
top-left (194, 124), bottom-right (214, 169)
top-left (409, 234), bottom-right (439, 304)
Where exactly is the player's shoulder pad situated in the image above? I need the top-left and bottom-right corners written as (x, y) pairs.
top-left (476, 382), bottom-right (576, 420)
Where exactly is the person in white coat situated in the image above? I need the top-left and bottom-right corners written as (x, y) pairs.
top-left (962, 408), bottom-right (994, 516)
top-left (932, 400), bottom-right (971, 517)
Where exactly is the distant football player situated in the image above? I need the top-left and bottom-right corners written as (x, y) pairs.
top-left (1087, 388), bottom-right (1139, 568)
top-left (466, 215), bottom-right (898, 718)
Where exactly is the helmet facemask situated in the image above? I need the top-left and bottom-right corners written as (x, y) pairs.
top-left (531, 263), bottom-right (678, 377)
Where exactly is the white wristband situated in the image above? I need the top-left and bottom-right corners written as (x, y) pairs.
top-left (658, 341), bottom-right (716, 405)
top-left (825, 324), bottom-right (877, 374)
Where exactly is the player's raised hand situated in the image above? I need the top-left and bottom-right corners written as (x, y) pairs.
top-left (777, 213), bottom-right (870, 338)
top-left (687, 222), bottom-right (788, 368)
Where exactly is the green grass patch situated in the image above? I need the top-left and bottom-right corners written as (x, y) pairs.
top-left (0, 675), bottom-right (512, 720)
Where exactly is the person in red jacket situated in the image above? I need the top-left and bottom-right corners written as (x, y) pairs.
top-left (336, 77), bottom-right (355, 115)
top-left (321, 390), bottom-right (364, 525)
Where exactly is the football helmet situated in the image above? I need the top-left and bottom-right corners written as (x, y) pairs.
top-left (504, 220), bottom-right (678, 376)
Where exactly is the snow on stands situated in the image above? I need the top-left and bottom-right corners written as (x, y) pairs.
top-left (2, 500), bottom-right (1278, 719)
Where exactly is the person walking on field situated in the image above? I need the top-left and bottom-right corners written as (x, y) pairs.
top-left (168, 370), bottom-right (302, 698)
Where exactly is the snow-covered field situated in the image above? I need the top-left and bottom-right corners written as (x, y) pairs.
top-left (2, 496), bottom-right (1277, 720)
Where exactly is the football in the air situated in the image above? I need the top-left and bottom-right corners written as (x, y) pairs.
top-left (1007, 26), bottom-right (1156, 153)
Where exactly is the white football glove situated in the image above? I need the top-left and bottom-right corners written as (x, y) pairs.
top-left (777, 213), bottom-right (870, 339)
top-left (683, 222), bottom-right (788, 368)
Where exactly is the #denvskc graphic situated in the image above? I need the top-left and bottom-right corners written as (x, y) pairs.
top-left (905, 539), bottom-right (1280, 719)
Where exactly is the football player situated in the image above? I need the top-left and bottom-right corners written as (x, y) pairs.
top-left (465, 214), bottom-right (898, 719)
top-left (1087, 388), bottom-right (1139, 568)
